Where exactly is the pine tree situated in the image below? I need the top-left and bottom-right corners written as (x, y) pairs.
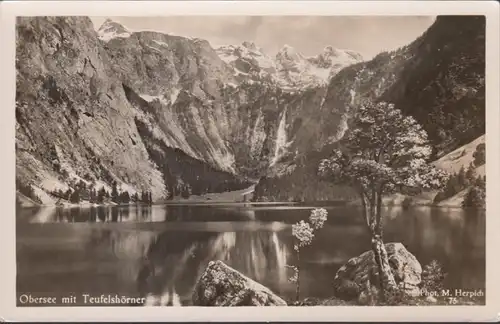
top-left (70, 189), bottom-right (80, 203)
top-left (457, 166), bottom-right (467, 187)
top-left (462, 185), bottom-right (485, 208)
top-left (120, 191), bottom-right (130, 204)
top-left (97, 187), bottom-right (106, 204)
top-left (474, 174), bottom-right (486, 189)
top-left (111, 182), bottom-right (119, 203)
top-left (65, 188), bottom-right (72, 200)
top-left (78, 180), bottom-right (87, 191)
top-left (473, 143), bottom-right (485, 166)
top-left (465, 162), bottom-right (476, 185)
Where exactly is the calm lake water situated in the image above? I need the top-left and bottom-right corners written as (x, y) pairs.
top-left (16, 204), bottom-right (485, 306)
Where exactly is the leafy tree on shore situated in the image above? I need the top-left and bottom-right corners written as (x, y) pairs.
top-left (319, 101), bottom-right (448, 300)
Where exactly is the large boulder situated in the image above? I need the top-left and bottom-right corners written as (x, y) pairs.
top-left (192, 260), bottom-right (287, 306)
top-left (333, 242), bottom-right (422, 303)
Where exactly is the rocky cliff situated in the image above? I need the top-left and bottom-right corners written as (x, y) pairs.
top-left (254, 16), bottom-right (485, 202)
top-left (15, 16), bottom-right (484, 204)
top-left (99, 19), bottom-right (363, 178)
top-left (16, 17), bottom-right (167, 202)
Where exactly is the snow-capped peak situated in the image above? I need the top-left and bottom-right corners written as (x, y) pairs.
top-left (216, 41), bottom-right (363, 90)
top-left (215, 42), bottom-right (276, 71)
top-left (276, 44), bottom-right (304, 62)
top-left (97, 18), bottom-right (132, 42)
top-left (241, 41), bottom-right (260, 52)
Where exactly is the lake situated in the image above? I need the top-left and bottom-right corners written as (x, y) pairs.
top-left (16, 204), bottom-right (485, 306)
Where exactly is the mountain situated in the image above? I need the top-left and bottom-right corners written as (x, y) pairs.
top-left (15, 16), bottom-right (484, 204)
top-left (99, 20), bottom-right (362, 178)
top-left (254, 16), bottom-right (485, 202)
top-left (15, 17), bottom-right (361, 203)
top-left (15, 17), bottom-right (250, 203)
top-left (215, 42), bottom-right (363, 89)
top-left (16, 17), bottom-right (166, 202)
top-left (97, 18), bottom-right (132, 42)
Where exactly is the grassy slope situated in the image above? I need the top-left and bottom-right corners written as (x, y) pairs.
top-left (384, 135), bottom-right (485, 207)
top-left (433, 135), bottom-right (485, 174)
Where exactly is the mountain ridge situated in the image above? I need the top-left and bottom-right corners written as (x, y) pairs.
top-left (15, 16), bottom-right (485, 205)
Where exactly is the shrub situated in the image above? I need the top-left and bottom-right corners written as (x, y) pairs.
top-left (421, 260), bottom-right (447, 293)
top-left (473, 143), bottom-right (485, 166)
top-left (287, 208), bottom-right (328, 302)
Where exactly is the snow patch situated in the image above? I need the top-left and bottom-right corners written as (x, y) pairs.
top-left (152, 40), bottom-right (169, 48)
top-left (146, 45), bottom-right (162, 53)
top-left (170, 88), bottom-right (180, 104)
top-left (219, 54), bottom-right (238, 64)
top-left (139, 94), bottom-right (169, 106)
top-left (253, 54), bottom-right (275, 70)
top-left (307, 65), bottom-right (331, 82)
top-left (98, 30), bottom-right (132, 42)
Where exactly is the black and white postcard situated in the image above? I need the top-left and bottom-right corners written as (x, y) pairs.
top-left (1, 1), bottom-right (499, 322)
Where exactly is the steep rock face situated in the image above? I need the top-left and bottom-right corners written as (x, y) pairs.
top-left (381, 16), bottom-right (485, 155)
top-left (255, 16), bottom-right (485, 202)
top-left (101, 22), bottom-right (357, 178)
top-left (15, 17), bottom-right (166, 201)
top-left (192, 260), bottom-right (287, 306)
top-left (16, 17), bottom-right (360, 202)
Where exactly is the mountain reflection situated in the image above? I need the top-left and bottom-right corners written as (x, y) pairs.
top-left (135, 230), bottom-right (290, 306)
top-left (16, 204), bottom-right (485, 305)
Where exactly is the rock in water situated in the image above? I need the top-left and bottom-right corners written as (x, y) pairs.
top-left (333, 242), bottom-right (422, 302)
top-left (192, 260), bottom-right (287, 306)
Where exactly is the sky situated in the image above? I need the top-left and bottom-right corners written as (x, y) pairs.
top-left (90, 16), bottom-right (436, 59)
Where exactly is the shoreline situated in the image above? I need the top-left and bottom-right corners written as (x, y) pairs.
top-left (19, 200), bottom-right (484, 211)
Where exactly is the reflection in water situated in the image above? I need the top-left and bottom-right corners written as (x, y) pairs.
top-left (134, 230), bottom-right (290, 305)
top-left (16, 204), bottom-right (485, 306)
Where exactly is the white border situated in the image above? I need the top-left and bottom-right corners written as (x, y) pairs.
top-left (1, 1), bottom-right (499, 322)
